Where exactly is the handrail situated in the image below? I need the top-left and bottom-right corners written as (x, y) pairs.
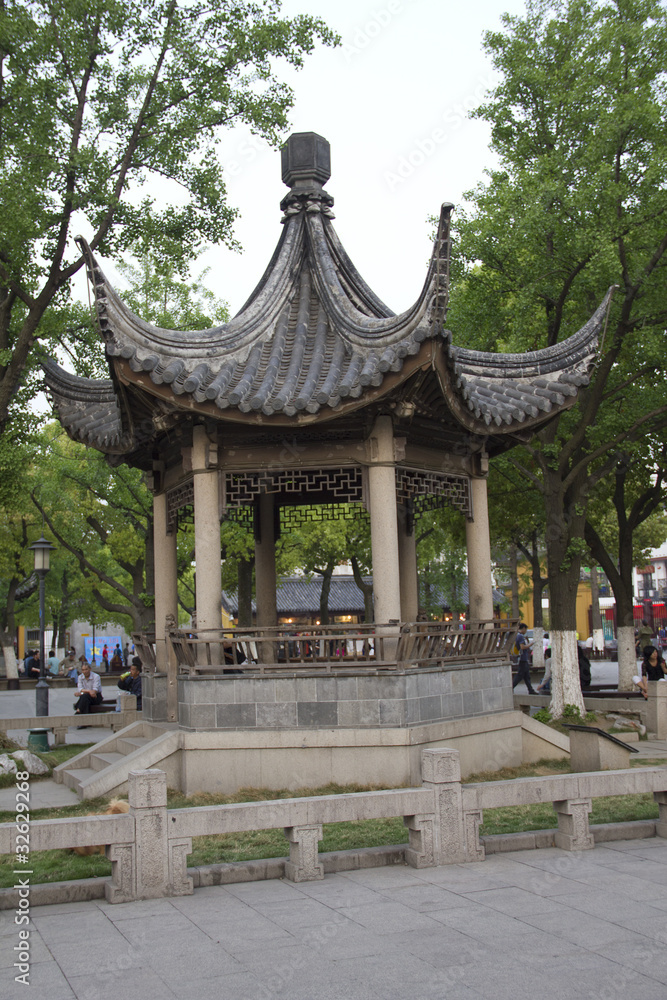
top-left (165, 618), bottom-right (520, 676)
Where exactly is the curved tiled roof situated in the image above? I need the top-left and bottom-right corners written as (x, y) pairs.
top-left (44, 132), bottom-right (612, 457)
top-left (70, 195), bottom-right (450, 418)
top-left (440, 291), bottom-right (614, 428)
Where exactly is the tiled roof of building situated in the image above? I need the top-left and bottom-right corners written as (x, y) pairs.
top-left (44, 132), bottom-right (612, 458)
top-left (221, 574), bottom-right (505, 616)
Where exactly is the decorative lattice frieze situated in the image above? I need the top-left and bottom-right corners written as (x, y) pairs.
top-left (222, 467), bottom-right (364, 508)
top-left (280, 502), bottom-right (368, 531)
top-left (167, 481), bottom-right (194, 530)
top-left (396, 469), bottom-right (471, 518)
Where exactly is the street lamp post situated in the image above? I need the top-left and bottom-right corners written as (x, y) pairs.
top-left (29, 534), bottom-right (56, 717)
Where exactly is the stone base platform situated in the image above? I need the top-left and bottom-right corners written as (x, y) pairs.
top-left (144, 660), bottom-right (513, 731)
top-left (172, 710), bottom-right (568, 795)
top-left (54, 709), bottom-right (567, 798)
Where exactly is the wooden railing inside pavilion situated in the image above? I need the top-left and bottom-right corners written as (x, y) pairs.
top-left (133, 620), bottom-right (519, 676)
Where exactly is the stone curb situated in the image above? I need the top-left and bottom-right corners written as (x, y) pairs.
top-left (482, 819), bottom-right (656, 854)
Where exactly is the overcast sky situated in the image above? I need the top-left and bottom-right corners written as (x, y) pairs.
top-left (94, 0), bottom-right (528, 317)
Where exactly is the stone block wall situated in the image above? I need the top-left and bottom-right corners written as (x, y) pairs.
top-left (174, 662), bottom-right (513, 731)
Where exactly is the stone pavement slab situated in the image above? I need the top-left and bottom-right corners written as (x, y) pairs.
top-left (0, 779), bottom-right (80, 811)
top-left (1, 838), bottom-right (666, 999)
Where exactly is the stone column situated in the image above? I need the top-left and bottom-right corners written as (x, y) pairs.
top-left (255, 491), bottom-right (278, 663)
top-left (367, 416), bottom-right (402, 632)
top-left (192, 426), bottom-right (222, 662)
top-left (465, 470), bottom-right (494, 622)
top-left (398, 503), bottom-right (419, 623)
top-left (153, 492), bottom-right (179, 722)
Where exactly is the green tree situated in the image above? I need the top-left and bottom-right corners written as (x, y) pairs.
top-left (0, 0), bottom-right (337, 432)
top-left (416, 507), bottom-right (468, 619)
top-left (487, 455), bottom-right (549, 667)
top-left (116, 256), bottom-right (229, 330)
top-left (584, 445), bottom-right (667, 687)
top-left (32, 428), bottom-right (157, 633)
top-left (448, 0), bottom-right (667, 715)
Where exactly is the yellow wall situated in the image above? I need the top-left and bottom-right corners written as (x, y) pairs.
top-left (508, 566), bottom-right (592, 639)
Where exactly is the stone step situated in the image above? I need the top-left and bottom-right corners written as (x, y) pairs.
top-left (116, 736), bottom-right (152, 753)
top-left (61, 767), bottom-right (97, 791)
top-left (89, 752), bottom-right (126, 772)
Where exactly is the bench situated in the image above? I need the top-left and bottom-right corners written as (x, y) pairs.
top-left (73, 698), bottom-right (118, 714)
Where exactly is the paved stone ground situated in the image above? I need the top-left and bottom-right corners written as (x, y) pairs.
top-left (1, 839), bottom-right (667, 1000)
top-left (0, 684), bottom-right (120, 748)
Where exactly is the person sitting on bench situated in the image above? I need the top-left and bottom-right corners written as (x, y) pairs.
top-left (74, 662), bottom-right (103, 714)
top-left (117, 657), bottom-right (142, 710)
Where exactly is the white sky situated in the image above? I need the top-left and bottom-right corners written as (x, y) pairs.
top-left (90, 0), bottom-right (528, 316)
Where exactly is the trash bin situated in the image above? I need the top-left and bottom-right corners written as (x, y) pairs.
top-left (27, 728), bottom-right (50, 753)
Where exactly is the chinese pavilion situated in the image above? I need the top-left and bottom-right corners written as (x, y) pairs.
top-left (46, 132), bottom-right (610, 714)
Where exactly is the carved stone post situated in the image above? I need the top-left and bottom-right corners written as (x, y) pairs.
top-left (105, 769), bottom-right (192, 903)
top-left (420, 748), bottom-right (466, 864)
top-left (646, 681), bottom-right (667, 740)
top-left (553, 798), bottom-right (594, 851)
top-left (284, 824), bottom-right (324, 881)
top-left (654, 791), bottom-right (667, 838)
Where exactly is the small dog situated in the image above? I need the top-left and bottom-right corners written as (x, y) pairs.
top-left (73, 798), bottom-right (130, 856)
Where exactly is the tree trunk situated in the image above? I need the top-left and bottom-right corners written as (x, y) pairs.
top-left (520, 532), bottom-right (547, 671)
top-left (544, 472), bottom-right (586, 717)
top-left (237, 558), bottom-right (253, 627)
top-left (351, 556), bottom-right (373, 622)
top-left (316, 561), bottom-right (335, 626)
top-left (613, 586), bottom-right (638, 691)
top-left (1, 579), bottom-right (19, 680)
top-left (0, 631), bottom-right (18, 680)
top-left (584, 510), bottom-right (637, 691)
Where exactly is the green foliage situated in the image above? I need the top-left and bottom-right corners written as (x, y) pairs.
top-left (446, 0), bottom-right (667, 646)
top-left (416, 506), bottom-right (468, 615)
top-left (561, 703), bottom-right (583, 721)
top-left (117, 255), bottom-right (229, 329)
top-left (533, 708), bottom-right (552, 724)
top-left (0, 0), bottom-right (338, 429)
top-left (28, 424), bottom-right (157, 632)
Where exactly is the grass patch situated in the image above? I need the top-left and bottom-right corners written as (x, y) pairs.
top-left (463, 757), bottom-right (571, 784)
top-left (480, 793), bottom-right (659, 837)
top-left (0, 743), bottom-right (95, 789)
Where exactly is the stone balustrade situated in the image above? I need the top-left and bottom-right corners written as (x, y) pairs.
top-left (1, 749), bottom-right (665, 905)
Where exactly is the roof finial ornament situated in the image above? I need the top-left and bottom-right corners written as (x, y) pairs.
top-left (280, 131), bottom-right (335, 222)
